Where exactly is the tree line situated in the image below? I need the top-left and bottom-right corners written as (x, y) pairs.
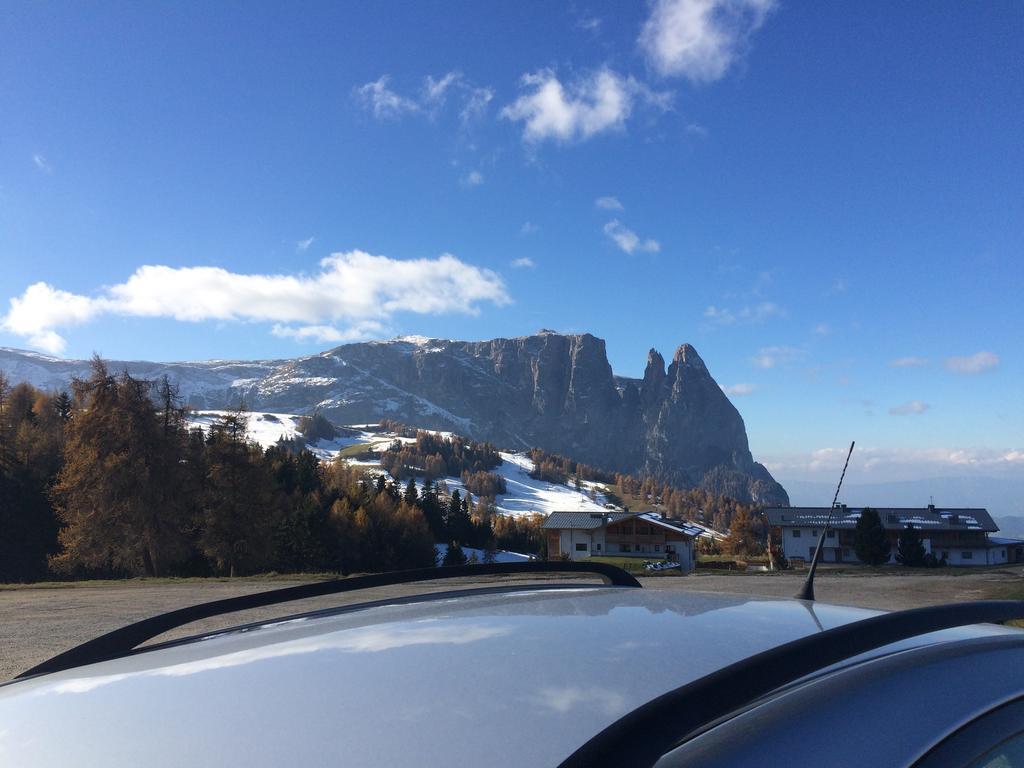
top-left (378, 429), bottom-right (502, 480)
top-left (525, 447), bottom-right (758, 534)
top-left (0, 360), bottom-right (544, 582)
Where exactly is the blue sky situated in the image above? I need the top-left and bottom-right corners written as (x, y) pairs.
top-left (1, 1), bottom-right (1021, 486)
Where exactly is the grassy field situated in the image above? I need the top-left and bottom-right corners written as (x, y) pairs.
top-left (697, 554), bottom-right (769, 564)
top-left (336, 442), bottom-right (376, 459)
top-left (598, 484), bottom-right (657, 513)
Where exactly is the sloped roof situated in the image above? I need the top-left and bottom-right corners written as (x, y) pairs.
top-left (637, 512), bottom-right (705, 538)
top-left (543, 510), bottom-right (702, 538)
top-left (763, 506), bottom-right (997, 533)
top-left (542, 511), bottom-right (635, 530)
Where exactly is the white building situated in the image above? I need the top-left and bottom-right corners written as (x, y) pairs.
top-left (763, 505), bottom-right (1020, 566)
top-left (542, 511), bottom-right (701, 573)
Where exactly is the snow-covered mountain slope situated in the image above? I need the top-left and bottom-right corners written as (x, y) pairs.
top-left (0, 331), bottom-right (789, 506)
top-left (0, 347), bottom-right (283, 408)
top-left (186, 412), bottom-right (610, 519)
top-left (187, 411), bottom-right (407, 461)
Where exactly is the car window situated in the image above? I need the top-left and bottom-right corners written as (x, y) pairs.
top-left (968, 734), bottom-right (1024, 768)
top-left (916, 700), bottom-right (1024, 768)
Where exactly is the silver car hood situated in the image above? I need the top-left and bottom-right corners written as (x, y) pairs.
top-left (0, 587), bottom-right (1010, 767)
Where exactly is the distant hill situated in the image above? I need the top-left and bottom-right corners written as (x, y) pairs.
top-left (0, 332), bottom-right (787, 506)
top-left (993, 516), bottom-right (1024, 539)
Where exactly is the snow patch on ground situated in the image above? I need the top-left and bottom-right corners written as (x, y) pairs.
top-left (489, 452), bottom-right (609, 518)
top-left (187, 411), bottom-right (381, 461)
top-left (186, 412), bottom-right (615, 520)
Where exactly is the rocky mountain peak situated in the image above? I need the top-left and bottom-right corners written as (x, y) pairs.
top-left (672, 343), bottom-right (707, 371)
top-left (643, 348), bottom-right (666, 380)
top-left (0, 333), bottom-right (788, 505)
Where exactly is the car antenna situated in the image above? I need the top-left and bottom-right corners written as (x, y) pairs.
top-left (795, 440), bottom-right (855, 602)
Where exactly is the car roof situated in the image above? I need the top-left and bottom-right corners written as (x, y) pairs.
top-left (1, 586), bottom-right (1017, 768)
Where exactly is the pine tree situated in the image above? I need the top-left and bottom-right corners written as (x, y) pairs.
top-left (724, 509), bottom-right (763, 556)
top-left (51, 360), bottom-right (190, 576)
top-left (442, 541), bottom-right (467, 566)
top-left (200, 408), bottom-right (276, 576)
top-left (446, 489), bottom-right (472, 543)
top-left (853, 507), bottom-right (891, 565)
top-left (0, 378), bottom-right (62, 580)
top-left (419, 479), bottom-right (445, 540)
top-left (54, 390), bottom-right (72, 423)
top-left (896, 524), bottom-right (927, 567)
top-left (403, 477), bottom-right (419, 506)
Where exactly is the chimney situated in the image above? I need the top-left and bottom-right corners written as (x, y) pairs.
top-left (927, 503), bottom-right (936, 514)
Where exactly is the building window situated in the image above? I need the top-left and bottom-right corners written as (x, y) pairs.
top-left (595, 543), bottom-right (601, 551)
top-left (827, 530), bottom-right (835, 539)
top-left (575, 543), bottom-right (588, 552)
top-left (792, 529), bottom-right (801, 538)
top-left (811, 529), bottom-right (818, 537)
top-left (621, 544), bottom-right (631, 553)
top-left (654, 545), bottom-right (661, 552)
top-left (962, 551), bottom-right (973, 559)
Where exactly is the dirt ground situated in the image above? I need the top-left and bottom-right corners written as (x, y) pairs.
top-left (2, 565), bottom-right (1022, 683)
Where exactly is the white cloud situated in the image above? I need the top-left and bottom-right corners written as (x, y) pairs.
top-left (501, 68), bottom-right (667, 143)
top-left (945, 351), bottom-right (999, 374)
top-left (2, 283), bottom-right (101, 353)
top-left (271, 321), bottom-right (386, 345)
top-left (356, 72), bottom-right (493, 125)
top-left (519, 222), bottom-right (539, 236)
top-left (296, 237), bottom-right (315, 253)
top-left (32, 154), bottom-right (52, 174)
top-left (461, 170), bottom-right (484, 187)
top-left (764, 445), bottom-right (1024, 483)
top-left (603, 219), bottom-right (660, 254)
top-left (355, 76), bottom-right (420, 119)
top-left (460, 86), bottom-right (494, 124)
top-left (511, 257), bottom-right (535, 269)
top-left (423, 71), bottom-right (461, 105)
top-left (889, 400), bottom-right (930, 416)
top-left (685, 122), bottom-right (709, 137)
top-left (639, 0), bottom-right (777, 82)
top-left (704, 302), bottom-right (784, 325)
top-left (890, 356), bottom-right (929, 368)
top-left (721, 383), bottom-right (756, 396)
top-left (595, 196), bottom-right (624, 211)
top-left (704, 305), bottom-right (735, 324)
top-left (751, 345), bottom-right (804, 369)
top-left (1, 251), bottom-right (510, 353)
top-left (813, 322), bottom-right (830, 336)
top-left (741, 302), bottom-right (784, 321)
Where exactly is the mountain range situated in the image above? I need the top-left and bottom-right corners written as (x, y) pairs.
top-left (0, 331), bottom-right (788, 505)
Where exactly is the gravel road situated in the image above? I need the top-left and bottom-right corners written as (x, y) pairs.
top-left (3, 566), bottom-right (1022, 682)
